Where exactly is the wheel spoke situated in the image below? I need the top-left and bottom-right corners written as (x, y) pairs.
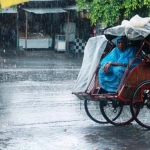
top-left (100, 99), bottom-right (134, 126)
top-left (84, 100), bottom-right (107, 124)
top-left (130, 80), bottom-right (150, 129)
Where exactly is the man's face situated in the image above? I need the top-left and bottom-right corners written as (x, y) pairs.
top-left (118, 39), bottom-right (125, 50)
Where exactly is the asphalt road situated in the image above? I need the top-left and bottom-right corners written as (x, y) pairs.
top-left (0, 51), bottom-right (150, 150)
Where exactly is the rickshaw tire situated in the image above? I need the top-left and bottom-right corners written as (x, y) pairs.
top-left (130, 80), bottom-right (150, 129)
top-left (84, 100), bottom-right (108, 124)
top-left (100, 99), bottom-right (135, 126)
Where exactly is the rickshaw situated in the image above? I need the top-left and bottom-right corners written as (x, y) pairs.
top-left (72, 15), bottom-right (150, 129)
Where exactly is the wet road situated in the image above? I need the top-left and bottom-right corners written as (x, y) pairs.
top-left (0, 51), bottom-right (150, 150)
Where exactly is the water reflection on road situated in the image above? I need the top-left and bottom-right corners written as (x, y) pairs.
top-left (0, 52), bottom-right (150, 150)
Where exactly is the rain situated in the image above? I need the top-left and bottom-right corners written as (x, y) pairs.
top-left (0, 52), bottom-right (149, 150)
top-left (0, 0), bottom-right (150, 150)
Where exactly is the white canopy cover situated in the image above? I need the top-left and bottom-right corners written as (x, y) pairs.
top-left (72, 35), bottom-right (108, 93)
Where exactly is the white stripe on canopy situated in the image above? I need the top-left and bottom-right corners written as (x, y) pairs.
top-left (23, 8), bottom-right (67, 14)
top-left (2, 8), bottom-right (17, 13)
top-left (64, 5), bottom-right (78, 10)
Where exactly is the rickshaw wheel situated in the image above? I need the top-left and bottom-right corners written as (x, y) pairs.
top-left (100, 99), bottom-right (136, 126)
top-left (84, 100), bottom-right (108, 124)
top-left (130, 80), bottom-right (150, 129)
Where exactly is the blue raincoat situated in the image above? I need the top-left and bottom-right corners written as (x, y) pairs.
top-left (98, 36), bottom-right (137, 93)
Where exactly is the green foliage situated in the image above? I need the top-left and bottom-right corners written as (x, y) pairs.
top-left (75, 0), bottom-right (150, 26)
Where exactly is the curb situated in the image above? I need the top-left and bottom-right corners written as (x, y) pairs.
top-left (0, 50), bottom-right (26, 57)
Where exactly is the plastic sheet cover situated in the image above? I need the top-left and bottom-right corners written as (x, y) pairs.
top-left (104, 15), bottom-right (150, 40)
top-left (72, 35), bottom-right (108, 93)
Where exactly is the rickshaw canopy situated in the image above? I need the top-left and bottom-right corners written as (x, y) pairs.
top-left (72, 35), bottom-right (108, 93)
top-left (104, 15), bottom-right (150, 41)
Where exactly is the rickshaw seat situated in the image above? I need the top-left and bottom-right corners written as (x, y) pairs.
top-left (89, 57), bottom-right (142, 96)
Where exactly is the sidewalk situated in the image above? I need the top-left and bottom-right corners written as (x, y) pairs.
top-left (0, 49), bottom-right (25, 57)
top-left (0, 48), bottom-right (84, 59)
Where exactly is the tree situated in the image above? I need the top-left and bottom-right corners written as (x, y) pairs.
top-left (75, 0), bottom-right (150, 26)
